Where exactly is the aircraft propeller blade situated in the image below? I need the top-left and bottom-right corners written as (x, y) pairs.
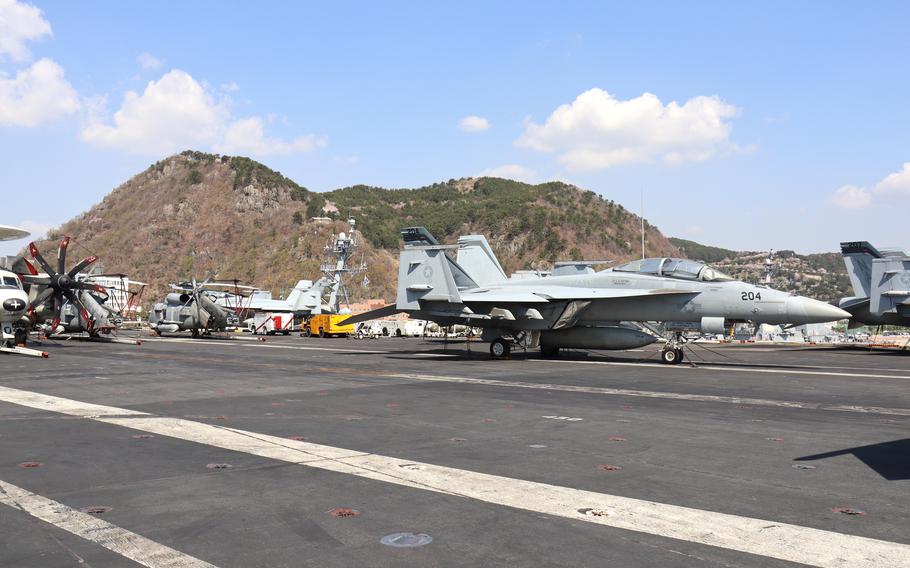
top-left (29, 242), bottom-right (55, 276)
top-left (67, 255), bottom-right (99, 278)
top-left (20, 275), bottom-right (52, 286)
top-left (49, 317), bottom-right (60, 333)
top-left (57, 236), bottom-right (70, 274)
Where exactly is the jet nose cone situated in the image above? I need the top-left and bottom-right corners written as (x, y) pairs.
top-left (787, 296), bottom-right (851, 323)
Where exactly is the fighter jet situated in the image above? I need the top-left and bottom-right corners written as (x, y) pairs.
top-left (343, 227), bottom-right (850, 363)
top-left (838, 241), bottom-right (909, 327)
top-left (148, 279), bottom-right (241, 337)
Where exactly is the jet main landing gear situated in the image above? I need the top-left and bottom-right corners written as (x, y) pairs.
top-left (660, 332), bottom-right (687, 365)
top-left (659, 347), bottom-right (684, 365)
top-left (490, 338), bottom-right (511, 359)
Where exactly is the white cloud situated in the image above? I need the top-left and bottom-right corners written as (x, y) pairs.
top-left (220, 82), bottom-right (239, 92)
top-left (0, 58), bottom-right (79, 126)
top-left (831, 162), bottom-right (910, 210)
top-left (216, 116), bottom-right (326, 156)
top-left (874, 162), bottom-right (910, 197)
top-left (478, 164), bottom-right (538, 183)
top-left (831, 185), bottom-right (871, 210)
top-left (137, 52), bottom-right (163, 70)
top-left (82, 69), bottom-right (323, 157)
top-left (516, 88), bottom-right (739, 170)
top-left (0, 0), bottom-right (51, 61)
top-left (458, 115), bottom-right (490, 132)
top-left (82, 70), bottom-right (228, 155)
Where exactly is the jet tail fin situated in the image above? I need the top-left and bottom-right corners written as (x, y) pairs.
top-left (456, 235), bottom-right (507, 285)
top-left (840, 241), bottom-right (881, 298)
top-left (396, 227), bottom-right (477, 310)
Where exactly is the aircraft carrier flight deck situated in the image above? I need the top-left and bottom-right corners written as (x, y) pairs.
top-left (1, 335), bottom-right (908, 568)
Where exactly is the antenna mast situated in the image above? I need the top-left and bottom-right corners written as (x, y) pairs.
top-left (640, 190), bottom-right (645, 259)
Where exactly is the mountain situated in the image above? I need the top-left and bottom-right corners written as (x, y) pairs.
top-left (38, 151), bottom-right (679, 305)
top-left (37, 151), bottom-right (852, 307)
top-left (670, 238), bottom-right (851, 303)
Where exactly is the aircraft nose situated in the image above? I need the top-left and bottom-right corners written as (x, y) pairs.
top-left (786, 296), bottom-right (851, 323)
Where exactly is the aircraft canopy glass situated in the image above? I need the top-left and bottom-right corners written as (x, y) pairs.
top-left (1, 276), bottom-right (21, 288)
top-left (612, 258), bottom-right (734, 282)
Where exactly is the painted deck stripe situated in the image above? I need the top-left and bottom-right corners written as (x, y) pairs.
top-left (383, 373), bottom-right (910, 417)
top-left (0, 386), bottom-right (908, 567)
top-left (142, 337), bottom-right (389, 354)
top-left (540, 358), bottom-right (910, 381)
top-left (0, 479), bottom-right (217, 568)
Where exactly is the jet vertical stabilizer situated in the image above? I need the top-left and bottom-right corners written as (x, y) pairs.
top-left (840, 241), bottom-right (882, 298)
top-left (396, 227), bottom-right (477, 310)
top-left (456, 235), bottom-right (507, 285)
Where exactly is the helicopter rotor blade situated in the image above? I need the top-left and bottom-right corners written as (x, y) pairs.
top-left (28, 287), bottom-right (56, 309)
top-left (21, 258), bottom-right (39, 276)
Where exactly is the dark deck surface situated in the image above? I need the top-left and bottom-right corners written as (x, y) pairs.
top-left (2, 334), bottom-right (908, 567)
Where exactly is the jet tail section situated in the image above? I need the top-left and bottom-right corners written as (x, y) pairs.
top-left (396, 227), bottom-right (477, 310)
top-left (456, 235), bottom-right (507, 285)
top-left (840, 241), bottom-right (881, 298)
top-left (870, 256), bottom-right (910, 316)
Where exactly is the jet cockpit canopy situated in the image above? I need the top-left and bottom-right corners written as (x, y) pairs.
top-left (612, 258), bottom-right (735, 282)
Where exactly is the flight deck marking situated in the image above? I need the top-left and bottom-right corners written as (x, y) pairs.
top-left (0, 385), bottom-right (908, 568)
top-left (0, 479), bottom-right (218, 568)
top-left (382, 373), bottom-right (910, 416)
top-left (538, 358), bottom-right (910, 382)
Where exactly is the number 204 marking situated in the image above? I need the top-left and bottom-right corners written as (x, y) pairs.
top-left (741, 291), bottom-right (762, 301)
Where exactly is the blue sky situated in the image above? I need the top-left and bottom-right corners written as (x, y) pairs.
top-left (2, 1), bottom-right (909, 256)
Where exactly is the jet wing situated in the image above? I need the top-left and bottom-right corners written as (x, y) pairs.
top-left (460, 286), bottom-right (697, 303)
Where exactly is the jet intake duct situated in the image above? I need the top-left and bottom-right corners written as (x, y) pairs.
top-left (166, 293), bottom-right (188, 304)
top-left (540, 326), bottom-right (657, 350)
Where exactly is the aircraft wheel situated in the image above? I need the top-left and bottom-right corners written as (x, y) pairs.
top-left (660, 348), bottom-right (682, 365)
top-left (490, 338), bottom-right (511, 359)
top-left (318, 328), bottom-right (326, 338)
top-left (14, 328), bottom-right (27, 346)
top-left (540, 344), bottom-right (560, 358)
top-left (191, 329), bottom-right (199, 338)
top-left (303, 328), bottom-right (312, 337)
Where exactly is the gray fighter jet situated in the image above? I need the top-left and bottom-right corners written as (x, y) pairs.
top-left (344, 227), bottom-right (850, 363)
top-left (839, 241), bottom-right (909, 327)
top-left (148, 279), bottom-right (241, 337)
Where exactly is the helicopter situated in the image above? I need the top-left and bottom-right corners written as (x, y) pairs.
top-left (148, 278), bottom-right (243, 337)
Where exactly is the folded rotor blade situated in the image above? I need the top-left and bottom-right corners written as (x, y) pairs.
top-left (67, 255), bottom-right (98, 278)
top-left (57, 236), bottom-right (70, 274)
top-left (28, 287), bottom-right (56, 309)
top-left (29, 242), bottom-right (55, 276)
top-left (73, 281), bottom-right (108, 296)
top-left (63, 289), bottom-right (93, 331)
top-left (22, 258), bottom-right (39, 276)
